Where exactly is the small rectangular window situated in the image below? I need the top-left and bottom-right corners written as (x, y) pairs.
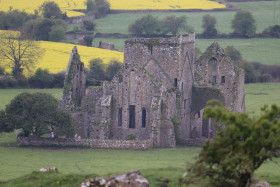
top-left (213, 76), bottom-right (217, 83)
top-left (221, 76), bottom-right (225, 84)
top-left (174, 78), bottom-right (178, 88)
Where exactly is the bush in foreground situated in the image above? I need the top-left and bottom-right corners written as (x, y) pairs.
top-left (0, 92), bottom-right (74, 138)
top-left (181, 100), bottom-right (280, 187)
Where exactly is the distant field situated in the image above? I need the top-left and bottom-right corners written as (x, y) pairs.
top-left (196, 38), bottom-right (280, 65)
top-left (245, 82), bottom-right (280, 117)
top-left (95, 1), bottom-right (280, 34)
top-left (93, 37), bottom-right (280, 65)
top-left (0, 0), bottom-right (225, 18)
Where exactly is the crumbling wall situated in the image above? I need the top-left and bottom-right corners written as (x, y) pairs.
top-left (99, 41), bottom-right (115, 50)
top-left (17, 137), bottom-right (153, 150)
top-left (60, 46), bottom-right (86, 111)
top-left (195, 42), bottom-right (245, 112)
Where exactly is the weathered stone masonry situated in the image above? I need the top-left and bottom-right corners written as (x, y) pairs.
top-left (58, 34), bottom-right (245, 148)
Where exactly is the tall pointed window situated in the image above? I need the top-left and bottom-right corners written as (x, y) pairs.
top-left (118, 108), bottom-right (122, 126)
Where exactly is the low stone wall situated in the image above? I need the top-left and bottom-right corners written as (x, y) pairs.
top-left (178, 138), bottom-right (208, 146)
top-left (17, 137), bottom-right (154, 150)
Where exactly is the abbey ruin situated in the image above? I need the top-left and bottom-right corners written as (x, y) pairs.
top-left (60, 34), bottom-right (245, 148)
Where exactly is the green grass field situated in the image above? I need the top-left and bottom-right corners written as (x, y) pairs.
top-left (95, 1), bottom-right (280, 34)
top-left (0, 83), bottom-right (279, 186)
top-left (92, 37), bottom-right (280, 65)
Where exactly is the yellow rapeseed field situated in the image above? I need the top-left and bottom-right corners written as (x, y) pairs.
top-left (37, 41), bottom-right (124, 75)
top-left (0, 0), bottom-right (225, 17)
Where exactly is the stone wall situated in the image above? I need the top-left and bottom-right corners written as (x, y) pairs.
top-left (67, 15), bottom-right (95, 24)
top-left (17, 137), bottom-right (154, 150)
top-left (99, 41), bottom-right (115, 50)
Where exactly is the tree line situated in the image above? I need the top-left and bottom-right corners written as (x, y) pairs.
top-left (129, 11), bottom-right (280, 38)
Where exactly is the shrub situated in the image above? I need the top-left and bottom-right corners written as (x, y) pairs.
top-left (83, 35), bottom-right (93, 46)
top-left (82, 20), bottom-right (96, 31)
top-left (182, 100), bottom-right (280, 187)
top-left (202, 15), bottom-right (217, 38)
top-left (49, 25), bottom-right (66, 42)
top-left (3, 92), bottom-right (74, 137)
top-left (232, 10), bottom-right (256, 37)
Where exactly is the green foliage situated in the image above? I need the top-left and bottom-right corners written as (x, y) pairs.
top-left (39, 1), bottom-right (63, 19)
top-left (83, 35), bottom-right (93, 46)
top-left (2, 92), bottom-right (74, 138)
top-left (232, 10), bottom-right (256, 37)
top-left (106, 59), bottom-right (122, 81)
top-left (161, 15), bottom-right (189, 36)
top-left (128, 15), bottom-right (160, 36)
top-left (0, 110), bottom-right (9, 133)
top-left (0, 9), bottom-right (36, 30)
top-left (28, 68), bottom-right (54, 88)
top-left (183, 100), bottom-right (280, 187)
top-left (49, 25), bottom-right (66, 42)
top-left (262, 25), bottom-right (280, 38)
top-left (22, 18), bottom-right (67, 41)
top-left (202, 14), bottom-right (217, 38)
top-left (86, 58), bottom-right (122, 85)
top-left (82, 20), bottom-right (96, 31)
top-left (125, 134), bottom-right (136, 140)
top-left (129, 15), bottom-right (190, 36)
top-left (85, 0), bottom-right (110, 18)
top-left (224, 45), bottom-right (242, 64)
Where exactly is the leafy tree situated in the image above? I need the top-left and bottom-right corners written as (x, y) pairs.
top-left (39, 1), bottom-right (63, 19)
top-left (85, 0), bottom-right (95, 14)
top-left (22, 18), bottom-right (67, 41)
top-left (28, 68), bottom-right (54, 88)
top-left (202, 14), bottom-right (217, 38)
top-left (84, 0), bottom-right (110, 18)
top-left (82, 20), bottom-right (96, 31)
top-left (87, 58), bottom-right (106, 81)
top-left (262, 25), bottom-right (280, 37)
top-left (182, 100), bottom-right (280, 187)
top-left (0, 9), bottom-right (35, 30)
top-left (224, 46), bottom-right (242, 64)
top-left (3, 92), bottom-right (74, 137)
top-left (161, 15), bottom-right (188, 36)
top-left (128, 15), bottom-right (160, 36)
top-left (83, 35), bottom-right (93, 46)
top-left (232, 11), bottom-right (256, 37)
top-left (106, 59), bottom-right (122, 81)
top-left (49, 25), bottom-right (66, 42)
top-left (240, 61), bottom-right (257, 83)
top-left (0, 32), bottom-right (44, 80)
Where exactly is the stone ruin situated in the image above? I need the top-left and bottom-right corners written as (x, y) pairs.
top-left (60, 33), bottom-right (245, 148)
